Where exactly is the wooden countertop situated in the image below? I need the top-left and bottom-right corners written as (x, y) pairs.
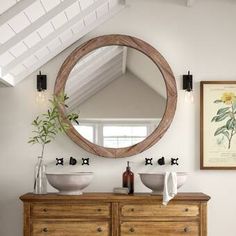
top-left (20, 192), bottom-right (210, 202)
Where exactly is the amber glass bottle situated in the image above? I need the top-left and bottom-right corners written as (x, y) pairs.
top-left (122, 161), bottom-right (134, 194)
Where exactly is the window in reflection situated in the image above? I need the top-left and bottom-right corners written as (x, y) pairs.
top-left (103, 125), bottom-right (147, 148)
top-left (73, 119), bottom-right (159, 148)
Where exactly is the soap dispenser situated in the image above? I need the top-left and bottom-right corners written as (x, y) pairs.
top-left (122, 161), bottom-right (134, 194)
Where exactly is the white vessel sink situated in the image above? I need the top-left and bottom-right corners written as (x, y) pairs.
top-left (46, 172), bottom-right (93, 195)
top-left (139, 172), bottom-right (187, 194)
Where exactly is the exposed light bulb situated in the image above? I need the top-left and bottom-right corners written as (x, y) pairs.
top-left (184, 90), bottom-right (194, 103)
top-left (36, 90), bottom-right (47, 103)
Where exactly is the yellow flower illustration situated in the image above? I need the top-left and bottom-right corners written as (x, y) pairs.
top-left (212, 92), bottom-right (236, 149)
top-left (221, 92), bottom-right (236, 105)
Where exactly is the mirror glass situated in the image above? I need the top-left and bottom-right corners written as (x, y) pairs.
top-left (65, 46), bottom-right (167, 148)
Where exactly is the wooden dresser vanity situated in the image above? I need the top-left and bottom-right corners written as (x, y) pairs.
top-left (20, 192), bottom-right (210, 236)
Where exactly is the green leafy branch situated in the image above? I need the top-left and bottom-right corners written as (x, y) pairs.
top-left (211, 98), bottom-right (236, 149)
top-left (28, 93), bottom-right (79, 158)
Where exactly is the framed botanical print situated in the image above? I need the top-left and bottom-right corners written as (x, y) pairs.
top-left (200, 81), bottom-right (236, 169)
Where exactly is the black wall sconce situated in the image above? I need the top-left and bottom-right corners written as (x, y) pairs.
top-left (183, 71), bottom-right (194, 103)
top-left (36, 71), bottom-right (47, 103)
top-left (37, 71), bottom-right (47, 91)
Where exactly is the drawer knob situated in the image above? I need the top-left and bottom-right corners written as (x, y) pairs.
top-left (42, 228), bottom-right (48, 233)
top-left (129, 228), bottom-right (135, 233)
top-left (130, 208), bottom-right (135, 212)
top-left (97, 227), bottom-right (103, 232)
top-left (185, 208), bottom-right (189, 212)
top-left (184, 227), bottom-right (189, 233)
top-left (43, 208), bottom-right (47, 212)
top-left (97, 208), bottom-right (102, 212)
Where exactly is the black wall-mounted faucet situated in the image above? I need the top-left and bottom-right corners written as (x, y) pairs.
top-left (157, 157), bottom-right (165, 165)
top-left (55, 157), bottom-right (92, 166)
top-left (69, 157), bottom-right (77, 165)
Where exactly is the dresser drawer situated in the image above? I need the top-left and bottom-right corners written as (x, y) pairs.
top-left (32, 221), bottom-right (109, 236)
top-left (121, 222), bottom-right (199, 236)
top-left (31, 203), bottom-right (110, 218)
top-left (121, 204), bottom-right (199, 217)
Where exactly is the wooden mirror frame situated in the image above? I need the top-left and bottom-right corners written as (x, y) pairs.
top-left (54, 34), bottom-right (177, 158)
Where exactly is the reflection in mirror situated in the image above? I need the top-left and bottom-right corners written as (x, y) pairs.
top-left (65, 46), bottom-right (167, 148)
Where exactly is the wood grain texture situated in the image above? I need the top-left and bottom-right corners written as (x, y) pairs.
top-left (120, 222), bottom-right (199, 236)
top-left (31, 203), bottom-right (110, 218)
top-left (20, 192), bottom-right (210, 236)
top-left (111, 203), bottom-right (119, 236)
top-left (54, 34), bottom-right (177, 158)
top-left (200, 203), bottom-right (207, 236)
top-left (121, 203), bottom-right (199, 217)
top-left (31, 221), bottom-right (109, 236)
top-left (200, 81), bottom-right (204, 169)
top-left (20, 192), bottom-right (211, 202)
top-left (23, 203), bottom-right (31, 236)
top-left (200, 81), bottom-right (236, 169)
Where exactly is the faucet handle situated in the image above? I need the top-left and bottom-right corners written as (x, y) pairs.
top-left (82, 158), bottom-right (90, 165)
top-left (171, 158), bottom-right (179, 165)
top-left (145, 158), bottom-right (153, 165)
top-left (56, 158), bottom-right (64, 166)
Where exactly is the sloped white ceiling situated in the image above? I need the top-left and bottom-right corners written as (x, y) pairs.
top-left (65, 46), bottom-right (167, 111)
top-left (66, 46), bottom-right (126, 111)
top-left (0, 0), bottom-right (126, 87)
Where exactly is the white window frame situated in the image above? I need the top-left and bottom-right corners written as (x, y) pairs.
top-left (73, 118), bottom-right (161, 147)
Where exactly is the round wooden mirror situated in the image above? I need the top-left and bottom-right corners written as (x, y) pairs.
top-left (54, 34), bottom-right (177, 158)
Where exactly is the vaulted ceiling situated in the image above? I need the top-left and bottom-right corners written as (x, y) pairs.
top-left (0, 0), bottom-right (126, 87)
top-left (65, 46), bottom-right (127, 111)
top-left (65, 45), bottom-right (168, 112)
top-left (0, 0), bottom-right (196, 88)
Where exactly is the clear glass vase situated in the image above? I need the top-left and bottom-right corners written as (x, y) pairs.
top-left (34, 156), bottom-right (47, 194)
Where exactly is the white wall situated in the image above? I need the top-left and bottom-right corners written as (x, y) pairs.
top-left (1, 0), bottom-right (236, 235)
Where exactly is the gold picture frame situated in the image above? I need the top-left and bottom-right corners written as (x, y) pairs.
top-left (200, 81), bottom-right (236, 169)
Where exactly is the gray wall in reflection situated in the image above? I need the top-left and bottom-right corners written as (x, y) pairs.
top-left (75, 71), bottom-right (166, 119)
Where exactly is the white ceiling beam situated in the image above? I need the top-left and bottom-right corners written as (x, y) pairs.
top-left (67, 55), bottom-right (123, 100)
top-left (14, 3), bottom-right (125, 84)
top-left (69, 47), bottom-right (114, 77)
top-left (68, 68), bottom-right (122, 110)
top-left (0, 78), bottom-right (14, 87)
top-left (68, 48), bottom-right (113, 80)
top-left (0, 69), bottom-right (15, 87)
top-left (3, 0), bottom-right (113, 76)
top-left (0, 0), bottom-right (36, 26)
top-left (186, 0), bottom-right (195, 7)
top-left (67, 54), bottom-right (123, 96)
top-left (0, 0), bottom-right (79, 56)
top-left (67, 52), bottom-right (123, 93)
top-left (0, 67), bottom-right (14, 86)
top-left (66, 48), bottom-right (123, 90)
top-left (69, 74), bottom-right (121, 110)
